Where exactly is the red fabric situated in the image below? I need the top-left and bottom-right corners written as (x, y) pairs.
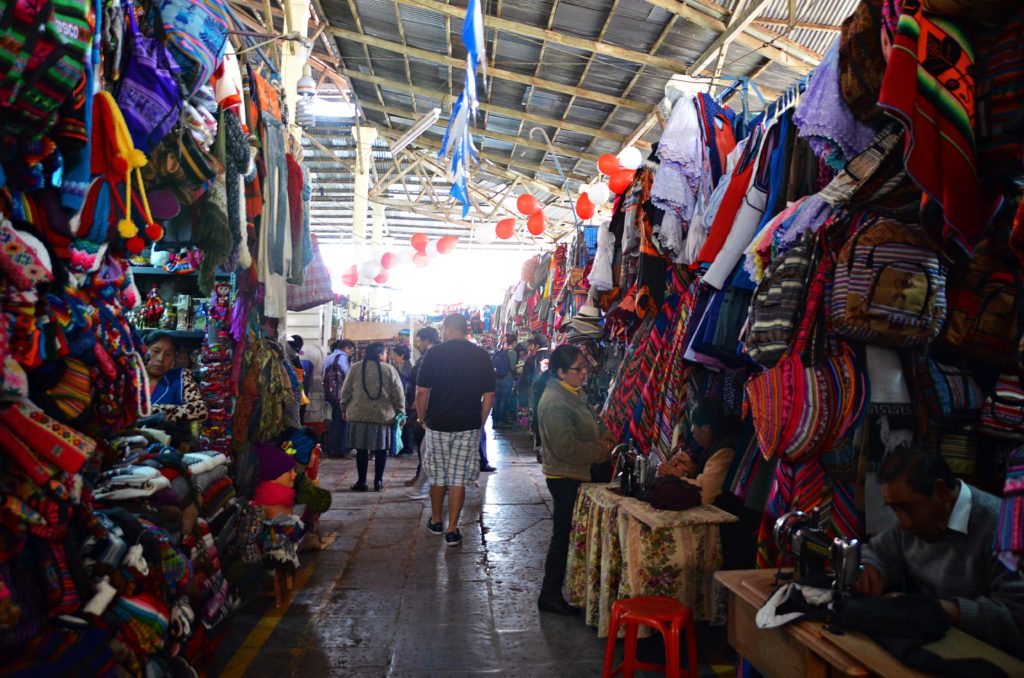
top-left (286, 153), bottom-right (303, 241)
top-left (695, 150), bottom-right (757, 265)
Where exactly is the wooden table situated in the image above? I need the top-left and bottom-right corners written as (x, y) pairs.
top-left (565, 483), bottom-right (738, 637)
top-left (716, 569), bottom-right (1024, 678)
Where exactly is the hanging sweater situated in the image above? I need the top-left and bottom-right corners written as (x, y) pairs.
top-left (862, 483), bottom-right (1024, 657)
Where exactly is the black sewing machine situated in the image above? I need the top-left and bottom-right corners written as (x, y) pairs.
top-left (773, 508), bottom-right (862, 602)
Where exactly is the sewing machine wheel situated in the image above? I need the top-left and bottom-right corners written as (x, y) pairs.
top-left (773, 510), bottom-right (810, 556)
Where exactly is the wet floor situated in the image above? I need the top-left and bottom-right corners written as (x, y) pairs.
top-left (212, 425), bottom-right (734, 677)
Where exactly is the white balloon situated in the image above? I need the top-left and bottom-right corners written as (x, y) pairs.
top-left (476, 226), bottom-right (496, 245)
top-left (394, 249), bottom-right (414, 267)
top-left (589, 182), bottom-right (611, 204)
top-left (617, 146), bottom-right (643, 170)
top-left (360, 260), bottom-right (380, 280)
top-left (426, 240), bottom-right (442, 258)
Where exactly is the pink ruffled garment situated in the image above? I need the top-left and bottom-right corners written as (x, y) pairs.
top-left (793, 42), bottom-right (879, 168)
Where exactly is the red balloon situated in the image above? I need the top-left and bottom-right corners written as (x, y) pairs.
top-left (496, 218), bottom-right (516, 240)
top-left (380, 252), bottom-right (397, 269)
top-left (374, 270), bottom-right (389, 284)
top-left (576, 192), bottom-right (595, 221)
top-left (437, 235), bottom-right (459, 254)
top-left (608, 168), bottom-right (635, 195)
top-left (516, 193), bottom-right (542, 216)
top-left (341, 265), bottom-right (358, 287)
top-left (410, 233), bottom-right (429, 253)
top-left (413, 252), bottom-right (430, 268)
top-left (527, 210), bottom-right (545, 236)
top-left (597, 153), bottom-right (622, 176)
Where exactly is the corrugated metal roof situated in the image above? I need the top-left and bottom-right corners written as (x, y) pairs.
top-left (280, 0), bottom-right (858, 245)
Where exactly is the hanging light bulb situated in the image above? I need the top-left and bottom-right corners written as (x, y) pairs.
top-left (296, 63), bottom-right (317, 98)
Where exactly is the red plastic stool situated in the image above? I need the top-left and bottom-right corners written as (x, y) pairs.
top-left (601, 595), bottom-right (698, 678)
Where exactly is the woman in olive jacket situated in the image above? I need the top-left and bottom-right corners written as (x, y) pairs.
top-left (536, 344), bottom-right (613, 615)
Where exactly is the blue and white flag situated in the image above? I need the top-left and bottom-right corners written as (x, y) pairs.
top-left (438, 0), bottom-right (486, 218)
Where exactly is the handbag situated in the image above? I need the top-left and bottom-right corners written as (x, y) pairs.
top-left (745, 250), bottom-right (869, 464)
top-left (979, 372), bottom-right (1024, 440)
top-left (114, 0), bottom-right (182, 153)
top-left (155, 0), bottom-right (230, 96)
top-left (287, 234), bottom-right (335, 312)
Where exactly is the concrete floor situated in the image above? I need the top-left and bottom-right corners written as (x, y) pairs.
top-left (212, 425), bottom-right (734, 677)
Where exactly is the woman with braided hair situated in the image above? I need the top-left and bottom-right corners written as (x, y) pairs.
top-left (340, 343), bottom-right (405, 491)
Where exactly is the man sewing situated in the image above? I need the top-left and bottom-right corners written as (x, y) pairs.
top-left (856, 447), bottom-right (1024, 657)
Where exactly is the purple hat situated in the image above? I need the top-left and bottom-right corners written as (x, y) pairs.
top-left (254, 443), bottom-right (295, 482)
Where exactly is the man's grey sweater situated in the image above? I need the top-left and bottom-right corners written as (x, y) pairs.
top-left (862, 483), bottom-right (1024, 657)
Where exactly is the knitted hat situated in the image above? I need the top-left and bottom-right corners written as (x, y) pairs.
top-left (87, 92), bottom-right (164, 255)
top-left (0, 220), bottom-right (54, 290)
top-left (254, 442), bottom-right (295, 482)
top-left (282, 428), bottom-right (316, 465)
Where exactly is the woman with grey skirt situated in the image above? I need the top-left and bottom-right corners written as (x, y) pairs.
top-left (340, 343), bottom-right (406, 491)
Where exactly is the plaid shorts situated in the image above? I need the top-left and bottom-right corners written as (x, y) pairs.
top-left (423, 428), bottom-right (480, 486)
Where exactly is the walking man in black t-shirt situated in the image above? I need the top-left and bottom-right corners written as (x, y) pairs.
top-left (415, 315), bottom-right (496, 547)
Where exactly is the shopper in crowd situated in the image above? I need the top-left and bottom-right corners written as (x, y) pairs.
top-left (491, 332), bottom-right (519, 428)
top-left (340, 342), bottom-right (405, 491)
top-left (324, 339), bottom-right (356, 458)
top-left (520, 333), bottom-right (550, 454)
top-left (299, 341), bottom-right (329, 431)
top-left (536, 344), bottom-right (614, 615)
top-left (286, 335), bottom-right (310, 422)
top-left (390, 344), bottom-right (412, 457)
top-left (855, 447), bottom-right (1024, 656)
top-left (405, 327), bottom-right (440, 486)
top-left (656, 399), bottom-right (736, 505)
top-left (415, 314), bottom-right (495, 546)
top-left (144, 330), bottom-right (208, 425)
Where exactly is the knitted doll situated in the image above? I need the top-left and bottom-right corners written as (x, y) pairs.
top-left (252, 442), bottom-right (296, 520)
top-left (141, 284), bottom-right (165, 328)
top-left (209, 281), bottom-right (231, 327)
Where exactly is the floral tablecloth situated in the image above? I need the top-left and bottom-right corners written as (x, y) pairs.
top-left (566, 483), bottom-right (738, 637)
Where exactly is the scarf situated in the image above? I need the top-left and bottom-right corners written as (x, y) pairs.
top-left (253, 481), bottom-right (295, 509)
top-left (878, 2), bottom-right (999, 252)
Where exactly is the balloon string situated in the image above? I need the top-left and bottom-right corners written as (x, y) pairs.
top-left (528, 126), bottom-right (582, 237)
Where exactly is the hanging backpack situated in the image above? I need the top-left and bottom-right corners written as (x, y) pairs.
top-left (492, 349), bottom-right (511, 378)
top-left (324, 356), bottom-right (344, 406)
top-left (939, 237), bottom-right (1019, 367)
top-left (744, 232), bottom-right (819, 368)
top-left (979, 372), bottom-right (1024, 440)
top-left (830, 218), bottom-right (948, 347)
top-left (0, 0), bottom-right (92, 139)
top-left (155, 0), bottom-right (230, 97)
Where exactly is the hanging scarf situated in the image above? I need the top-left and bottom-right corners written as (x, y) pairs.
top-left (878, 1), bottom-right (999, 252)
top-left (252, 481), bottom-right (295, 509)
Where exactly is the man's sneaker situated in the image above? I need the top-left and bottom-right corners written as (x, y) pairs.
top-left (480, 464), bottom-right (497, 473)
top-left (444, 530), bottom-right (462, 547)
top-left (426, 519), bottom-right (443, 535)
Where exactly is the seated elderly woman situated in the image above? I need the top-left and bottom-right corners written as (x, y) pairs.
top-left (656, 399), bottom-right (735, 505)
top-left (144, 331), bottom-right (208, 425)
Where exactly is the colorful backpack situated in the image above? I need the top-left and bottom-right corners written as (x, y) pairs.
top-left (744, 232), bottom-right (818, 368)
top-left (156, 0), bottom-right (230, 97)
top-left (0, 0), bottom-right (92, 139)
top-left (979, 372), bottom-right (1024, 440)
top-left (324, 355), bottom-right (344, 405)
top-left (940, 237), bottom-right (1019, 367)
top-left (830, 218), bottom-right (948, 347)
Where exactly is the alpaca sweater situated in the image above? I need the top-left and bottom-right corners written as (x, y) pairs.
top-left (862, 483), bottom-right (1024, 656)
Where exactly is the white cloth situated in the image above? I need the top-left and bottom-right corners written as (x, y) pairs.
top-left (948, 482), bottom-right (972, 534)
top-left (755, 582), bottom-right (833, 629)
top-left (588, 220), bottom-right (616, 291)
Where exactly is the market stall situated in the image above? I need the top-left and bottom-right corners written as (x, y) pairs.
top-left (494, 0), bottom-right (1024, 663)
top-left (0, 0), bottom-right (337, 673)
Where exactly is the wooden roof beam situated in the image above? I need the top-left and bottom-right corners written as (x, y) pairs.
top-left (325, 25), bottom-right (651, 113)
top-left (342, 68), bottom-right (626, 143)
top-left (400, 0), bottom-right (692, 74)
top-left (754, 18), bottom-right (842, 33)
top-left (686, 0), bottom-right (773, 76)
top-left (358, 100), bottom-right (595, 162)
top-left (643, 0), bottom-right (819, 74)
